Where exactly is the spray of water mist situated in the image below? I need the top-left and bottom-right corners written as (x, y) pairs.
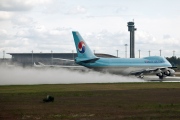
top-left (0, 66), bottom-right (144, 85)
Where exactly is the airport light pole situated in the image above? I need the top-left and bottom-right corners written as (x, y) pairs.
top-left (148, 50), bottom-right (151, 57)
top-left (160, 49), bottom-right (162, 56)
top-left (125, 44), bottom-right (128, 58)
top-left (116, 50), bottom-right (118, 57)
top-left (173, 50), bottom-right (175, 57)
top-left (3, 50), bottom-right (5, 59)
top-left (32, 50), bottom-right (33, 66)
top-left (138, 50), bottom-right (140, 58)
top-left (72, 50), bottom-right (74, 65)
top-left (51, 50), bottom-right (53, 65)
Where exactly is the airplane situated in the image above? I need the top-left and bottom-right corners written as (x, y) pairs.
top-left (72, 31), bottom-right (175, 79)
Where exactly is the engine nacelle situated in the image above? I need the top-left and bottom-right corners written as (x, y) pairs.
top-left (155, 69), bottom-right (163, 77)
top-left (156, 72), bottom-right (163, 77)
top-left (155, 69), bottom-right (162, 74)
top-left (164, 69), bottom-right (175, 76)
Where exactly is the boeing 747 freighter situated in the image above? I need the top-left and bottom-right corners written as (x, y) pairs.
top-left (72, 31), bottom-right (175, 79)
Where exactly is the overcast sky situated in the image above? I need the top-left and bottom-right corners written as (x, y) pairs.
top-left (0, 0), bottom-right (180, 58)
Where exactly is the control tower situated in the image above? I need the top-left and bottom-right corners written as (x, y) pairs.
top-left (127, 21), bottom-right (137, 58)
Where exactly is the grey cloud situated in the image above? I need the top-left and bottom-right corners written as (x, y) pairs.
top-left (66, 6), bottom-right (87, 15)
top-left (0, 11), bottom-right (13, 21)
top-left (115, 6), bottom-right (128, 13)
top-left (0, 0), bottom-right (51, 11)
top-left (12, 25), bottom-right (74, 52)
top-left (0, 0), bottom-right (33, 11)
top-left (83, 30), bottom-right (178, 57)
top-left (82, 30), bottom-right (129, 55)
top-left (0, 29), bottom-right (8, 39)
top-left (85, 30), bottom-right (129, 48)
top-left (12, 16), bottom-right (35, 27)
top-left (0, 11), bottom-right (75, 53)
top-left (163, 34), bottom-right (171, 39)
top-left (136, 31), bottom-right (156, 44)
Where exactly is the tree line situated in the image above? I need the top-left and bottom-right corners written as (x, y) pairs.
top-left (166, 56), bottom-right (180, 70)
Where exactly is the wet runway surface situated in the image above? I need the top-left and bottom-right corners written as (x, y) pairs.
top-left (144, 76), bottom-right (180, 82)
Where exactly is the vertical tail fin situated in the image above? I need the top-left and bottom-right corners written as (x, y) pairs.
top-left (72, 31), bottom-right (97, 61)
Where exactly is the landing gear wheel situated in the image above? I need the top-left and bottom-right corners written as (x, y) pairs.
top-left (140, 75), bottom-right (144, 79)
top-left (159, 76), bottom-right (164, 80)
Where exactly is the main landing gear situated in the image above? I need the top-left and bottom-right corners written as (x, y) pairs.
top-left (156, 72), bottom-right (165, 80)
top-left (137, 73), bottom-right (144, 79)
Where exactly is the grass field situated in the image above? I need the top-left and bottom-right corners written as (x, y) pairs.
top-left (1, 83), bottom-right (180, 120)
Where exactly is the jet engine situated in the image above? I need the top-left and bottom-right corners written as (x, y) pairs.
top-left (155, 68), bottom-right (175, 79)
top-left (155, 69), bottom-right (164, 79)
top-left (164, 69), bottom-right (175, 76)
top-left (155, 69), bottom-right (162, 75)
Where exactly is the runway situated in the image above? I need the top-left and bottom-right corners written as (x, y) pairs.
top-left (144, 76), bottom-right (180, 82)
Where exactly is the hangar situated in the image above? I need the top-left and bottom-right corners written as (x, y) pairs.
top-left (8, 53), bottom-right (116, 67)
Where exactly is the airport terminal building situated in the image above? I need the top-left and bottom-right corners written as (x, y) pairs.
top-left (7, 53), bottom-right (116, 67)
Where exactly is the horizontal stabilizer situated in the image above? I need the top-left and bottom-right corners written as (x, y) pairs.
top-left (53, 58), bottom-right (74, 61)
top-left (75, 57), bottom-right (100, 63)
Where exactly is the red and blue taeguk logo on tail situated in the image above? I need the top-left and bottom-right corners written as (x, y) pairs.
top-left (78, 41), bottom-right (85, 53)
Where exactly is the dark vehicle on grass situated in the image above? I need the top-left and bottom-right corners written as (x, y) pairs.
top-left (43, 95), bottom-right (54, 102)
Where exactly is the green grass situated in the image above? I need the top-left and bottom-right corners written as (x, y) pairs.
top-left (0, 82), bottom-right (180, 93)
top-left (1, 83), bottom-right (180, 120)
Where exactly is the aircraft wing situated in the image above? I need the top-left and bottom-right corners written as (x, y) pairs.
top-left (130, 67), bottom-right (175, 79)
top-left (130, 69), bottom-right (152, 75)
top-left (53, 58), bottom-right (74, 61)
top-left (34, 62), bottom-right (85, 68)
top-left (130, 67), bottom-right (167, 75)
